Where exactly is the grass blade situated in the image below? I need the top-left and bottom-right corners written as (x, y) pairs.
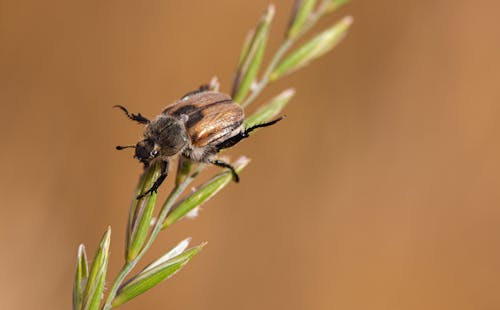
top-left (324, 0), bottom-right (350, 13)
top-left (236, 29), bottom-right (255, 69)
top-left (73, 244), bottom-right (89, 310)
top-left (112, 244), bottom-right (205, 307)
top-left (163, 157), bottom-right (251, 229)
top-left (175, 157), bottom-right (194, 188)
top-left (126, 162), bottom-right (162, 261)
top-left (143, 238), bottom-right (192, 273)
top-left (232, 5), bottom-right (275, 103)
top-left (82, 227), bottom-right (111, 310)
top-left (270, 15), bottom-right (353, 81)
top-left (287, 0), bottom-right (317, 38)
top-left (244, 88), bottom-right (295, 128)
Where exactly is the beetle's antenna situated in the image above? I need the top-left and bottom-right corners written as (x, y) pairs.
top-left (116, 145), bottom-right (135, 150)
top-left (113, 105), bottom-right (150, 124)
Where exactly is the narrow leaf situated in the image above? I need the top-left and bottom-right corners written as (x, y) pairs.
top-left (126, 161), bottom-right (162, 261)
top-left (73, 244), bottom-right (89, 310)
top-left (163, 157), bottom-right (251, 229)
top-left (232, 5), bottom-right (275, 103)
top-left (175, 157), bottom-right (194, 188)
top-left (287, 0), bottom-right (317, 39)
top-left (236, 29), bottom-right (255, 69)
top-left (244, 88), bottom-right (295, 128)
top-left (143, 237), bottom-right (192, 273)
top-left (112, 244), bottom-right (205, 307)
top-left (324, 0), bottom-right (350, 13)
top-left (270, 16), bottom-right (353, 81)
top-left (82, 227), bottom-right (111, 310)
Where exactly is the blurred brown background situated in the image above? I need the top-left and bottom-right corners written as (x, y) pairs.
top-left (1, 0), bottom-right (500, 309)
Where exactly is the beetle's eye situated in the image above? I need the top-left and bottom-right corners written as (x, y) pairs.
top-left (150, 149), bottom-right (159, 157)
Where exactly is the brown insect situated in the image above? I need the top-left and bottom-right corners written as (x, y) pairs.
top-left (115, 85), bottom-right (283, 198)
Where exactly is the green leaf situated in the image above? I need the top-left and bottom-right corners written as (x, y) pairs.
top-left (73, 244), bottom-right (89, 310)
top-left (270, 15), bottom-right (353, 81)
top-left (112, 243), bottom-right (205, 307)
top-left (82, 227), bottom-right (111, 310)
top-left (175, 157), bottom-right (194, 188)
top-left (142, 238), bottom-right (192, 273)
top-left (287, 0), bottom-right (317, 39)
top-left (126, 161), bottom-right (162, 261)
top-left (324, 0), bottom-right (350, 13)
top-left (236, 29), bottom-right (255, 69)
top-left (232, 4), bottom-right (275, 103)
top-left (162, 157), bottom-right (251, 229)
top-left (244, 88), bottom-right (295, 128)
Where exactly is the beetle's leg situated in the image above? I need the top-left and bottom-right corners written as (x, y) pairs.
top-left (137, 160), bottom-right (169, 199)
top-left (210, 159), bottom-right (239, 183)
top-left (180, 84), bottom-right (210, 100)
top-left (216, 116), bottom-right (285, 151)
top-left (114, 105), bottom-right (150, 124)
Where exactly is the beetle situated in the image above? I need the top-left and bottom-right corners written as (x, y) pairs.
top-left (115, 85), bottom-right (283, 199)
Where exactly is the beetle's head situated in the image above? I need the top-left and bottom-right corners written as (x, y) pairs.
top-left (134, 138), bottom-right (158, 165)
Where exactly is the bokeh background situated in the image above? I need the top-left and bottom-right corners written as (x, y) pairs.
top-left (2, 0), bottom-right (500, 309)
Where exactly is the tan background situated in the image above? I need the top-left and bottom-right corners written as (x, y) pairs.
top-left (1, 0), bottom-right (500, 309)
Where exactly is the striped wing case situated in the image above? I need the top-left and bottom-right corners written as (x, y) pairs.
top-left (163, 92), bottom-right (244, 147)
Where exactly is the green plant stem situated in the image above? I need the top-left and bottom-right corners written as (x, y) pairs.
top-left (102, 261), bottom-right (134, 310)
top-left (102, 166), bottom-right (204, 309)
top-left (241, 2), bottom-right (329, 108)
